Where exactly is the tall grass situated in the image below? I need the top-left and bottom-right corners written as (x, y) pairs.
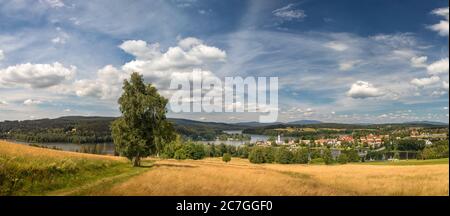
top-left (0, 140), bottom-right (132, 195)
top-left (94, 158), bottom-right (449, 196)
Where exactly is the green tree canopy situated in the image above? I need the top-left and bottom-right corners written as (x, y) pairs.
top-left (111, 72), bottom-right (175, 166)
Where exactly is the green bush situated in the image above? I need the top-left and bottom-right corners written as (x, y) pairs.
top-left (420, 140), bottom-right (449, 160)
top-left (263, 147), bottom-right (275, 163)
top-left (396, 139), bottom-right (426, 151)
top-left (186, 143), bottom-right (206, 160)
top-left (168, 142), bottom-right (206, 160)
top-left (337, 153), bottom-right (349, 164)
top-left (222, 153), bottom-right (231, 163)
top-left (237, 146), bottom-right (250, 158)
top-left (310, 150), bottom-right (321, 159)
top-left (274, 147), bottom-right (293, 164)
top-left (292, 149), bottom-right (309, 164)
top-left (173, 149), bottom-right (187, 160)
top-left (322, 149), bottom-right (334, 165)
top-left (310, 158), bottom-right (325, 164)
top-left (248, 147), bottom-right (275, 164)
top-left (366, 151), bottom-right (384, 161)
top-left (344, 150), bottom-right (360, 162)
top-left (249, 147), bottom-right (267, 164)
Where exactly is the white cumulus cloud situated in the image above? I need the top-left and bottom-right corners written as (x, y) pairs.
top-left (119, 40), bottom-right (161, 60)
top-left (428, 7), bottom-right (449, 36)
top-left (120, 37), bottom-right (226, 85)
top-left (23, 99), bottom-right (43, 106)
top-left (178, 37), bottom-right (203, 50)
top-left (410, 76), bottom-right (440, 87)
top-left (0, 62), bottom-right (76, 88)
top-left (74, 65), bottom-right (126, 100)
top-left (443, 81), bottom-right (449, 91)
top-left (427, 58), bottom-right (449, 75)
top-left (347, 81), bottom-right (384, 99)
top-left (410, 56), bottom-right (428, 68)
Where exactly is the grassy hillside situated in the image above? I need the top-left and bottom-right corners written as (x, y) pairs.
top-left (0, 140), bottom-right (148, 195)
top-left (1, 140), bottom-right (448, 196)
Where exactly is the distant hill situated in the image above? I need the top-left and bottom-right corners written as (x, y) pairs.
top-left (233, 120), bottom-right (322, 127)
top-left (2, 116), bottom-right (447, 130)
top-left (169, 118), bottom-right (247, 130)
top-left (402, 121), bottom-right (449, 126)
top-left (287, 120), bottom-right (323, 125)
top-left (232, 121), bottom-right (283, 127)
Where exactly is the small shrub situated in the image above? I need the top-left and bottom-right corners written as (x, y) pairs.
top-left (249, 147), bottom-right (266, 164)
top-left (344, 150), bottom-right (361, 162)
top-left (222, 153), bottom-right (231, 163)
top-left (420, 140), bottom-right (449, 160)
top-left (174, 149), bottom-right (188, 160)
top-left (322, 149), bottom-right (334, 165)
top-left (274, 147), bottom-right (293, 164)
top-left (310, 158), bottom-right (325, 164)
top-left (292, 149), bottom-right (309, 164)
top-left (337, 153), bottom-right (349, 164)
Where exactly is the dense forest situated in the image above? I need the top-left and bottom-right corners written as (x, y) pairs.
top-left (0, 116), bottom-right (248, 143)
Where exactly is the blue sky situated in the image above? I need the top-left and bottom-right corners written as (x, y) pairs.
top-left (0, 0), bottom-right (448, 123)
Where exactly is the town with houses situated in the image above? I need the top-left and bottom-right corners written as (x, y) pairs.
top-left (253, 129), bottom-right (447, 150)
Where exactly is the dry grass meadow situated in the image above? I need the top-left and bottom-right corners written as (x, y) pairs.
top-left (94, 158), bottom-right (449, 196)
top-left (1, 140), bottom-right (448, 196)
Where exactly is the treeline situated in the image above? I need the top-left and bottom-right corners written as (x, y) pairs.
top-left (160, 140), bottom-right (449, 164)
top-left (161, 141), bottom-right (251, 160)
top-left (419, 140), bottom-right (449, 160)
top-left (174, 125), bottom-right (221, 141)
top-left (160, 140), bottom-right (362, 165)
top-left (217, 133), bottom-right (251, 141)
top-left (3, 129), bottom-right (112, 144)
top-left (248, 147), bottom-right (360, 164)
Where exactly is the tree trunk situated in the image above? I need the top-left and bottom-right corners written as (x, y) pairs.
top-left (133, 156), bottom-right (141, 167)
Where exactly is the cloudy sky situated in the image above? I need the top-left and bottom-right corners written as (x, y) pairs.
top-left (0, 0), bottom-right (448, 123)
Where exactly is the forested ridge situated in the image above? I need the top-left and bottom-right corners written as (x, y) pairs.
top-left (0, 116), bottom-right (247, 143)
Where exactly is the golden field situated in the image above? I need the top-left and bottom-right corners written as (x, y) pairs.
top-left (0, 140), bottom-right (448, 196)
top-left (92, 158), bottom-right (449, 196)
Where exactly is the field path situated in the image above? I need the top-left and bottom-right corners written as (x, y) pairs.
top-left (49, 166), bottom-right (150, 196)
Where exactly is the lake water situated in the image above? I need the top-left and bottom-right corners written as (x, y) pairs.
top-left (6, 131), bottom-right (284, 153)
